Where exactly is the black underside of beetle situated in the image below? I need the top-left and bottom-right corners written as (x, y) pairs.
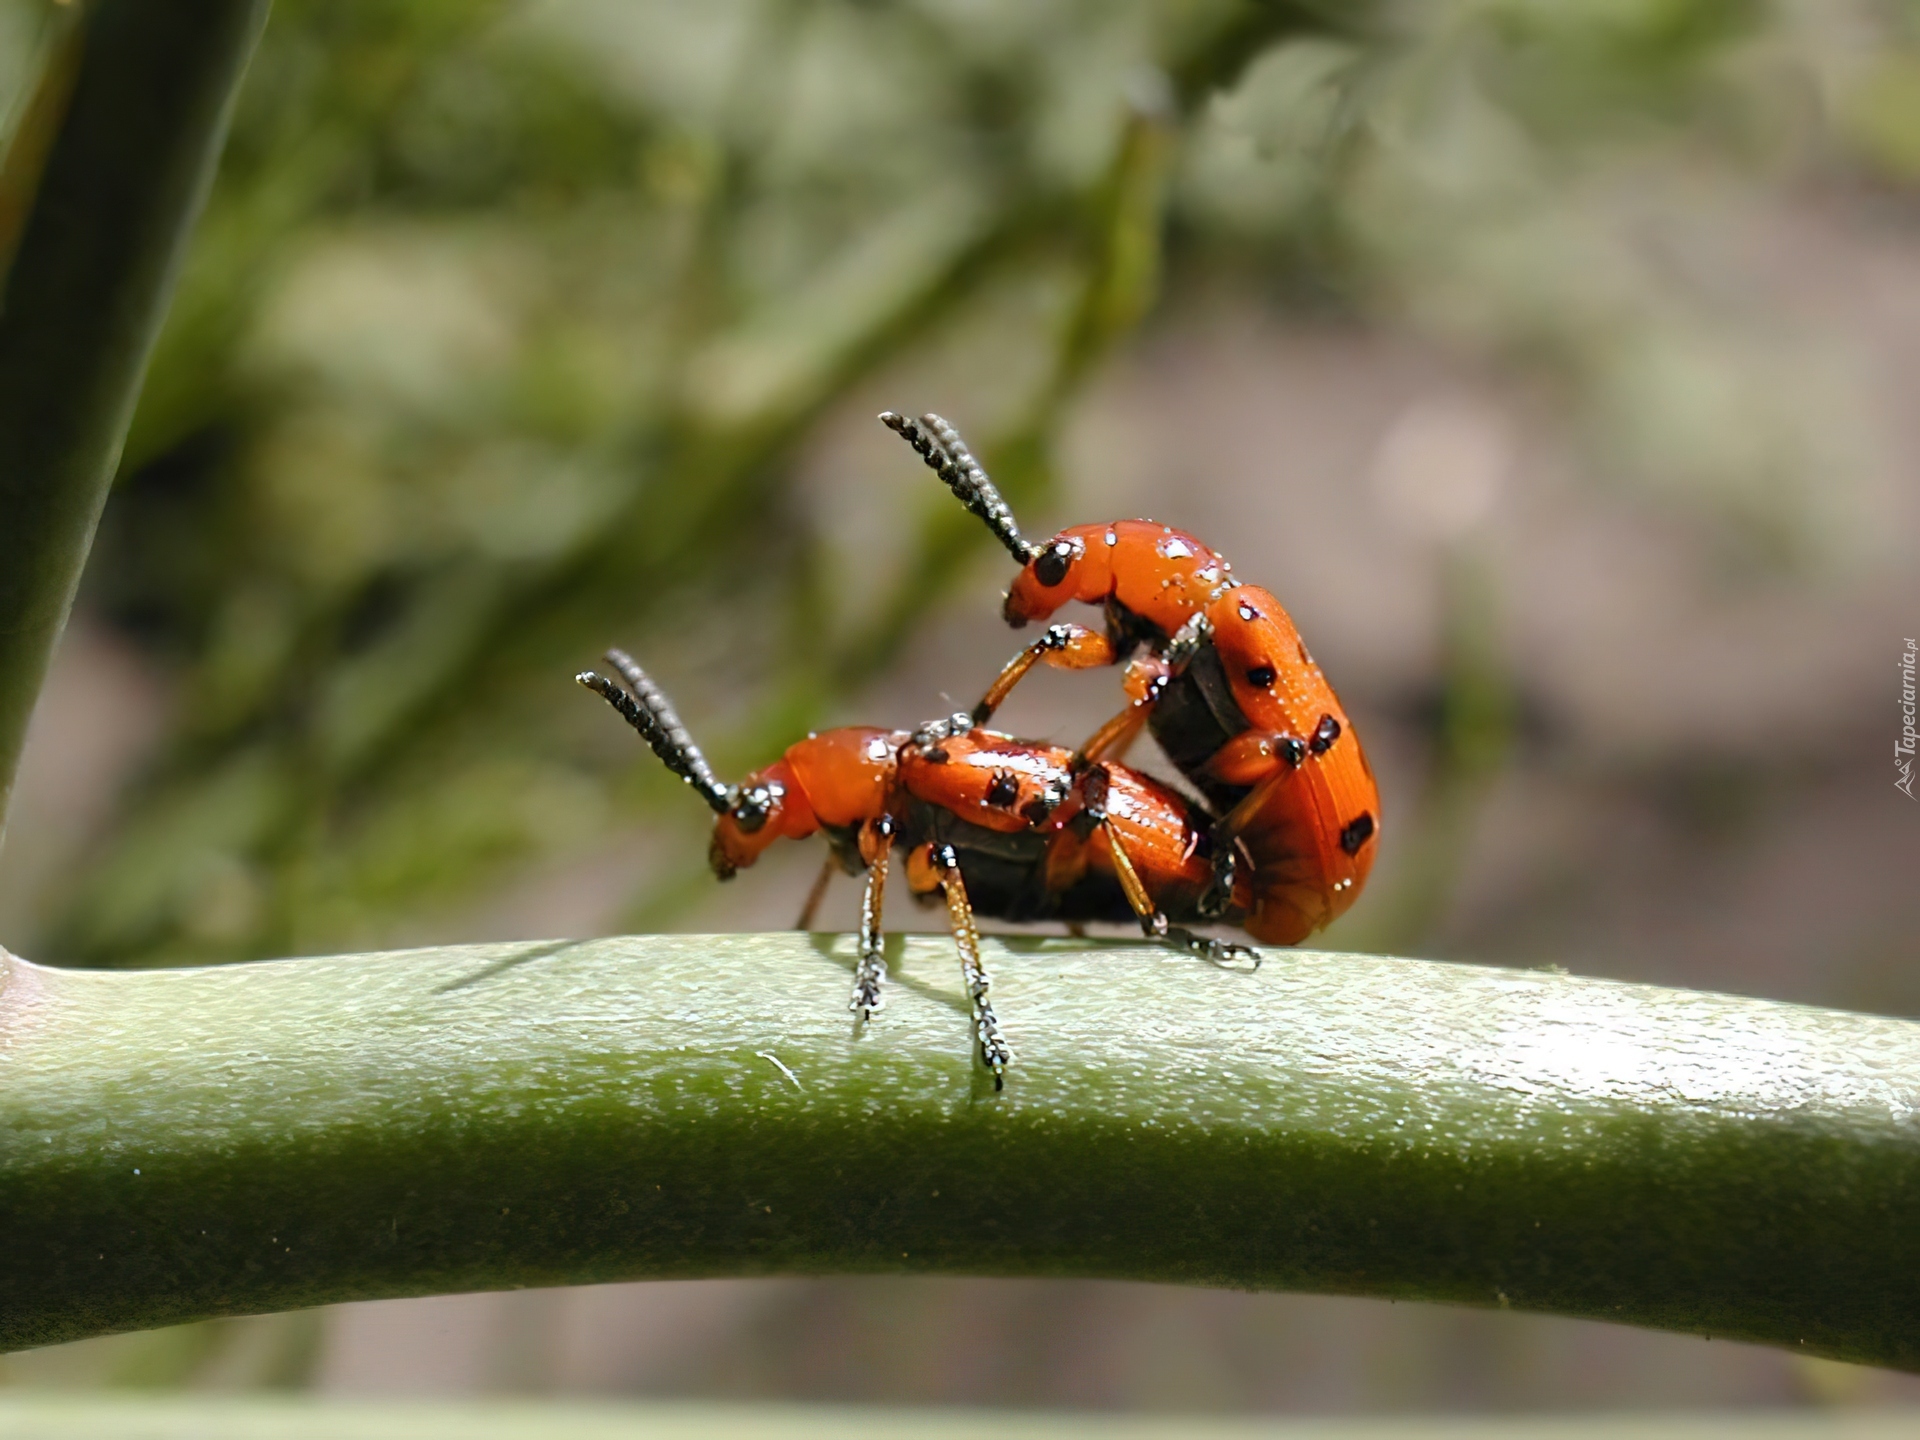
top-left (820, 822), bottom-right (866, 875)
top-left (1149, 641), bottom-right (1251, 813)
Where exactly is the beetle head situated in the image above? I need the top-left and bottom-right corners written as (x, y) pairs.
top-left (1003, 527), bottom-right (1109, 626)
top-left (709, 770), bottom-right (797, 878)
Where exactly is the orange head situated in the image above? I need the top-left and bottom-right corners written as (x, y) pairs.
top-left (1003, 520), bottom-right (1233, 638)
top-left (882, 409), bottom-right (1238, 644)
top-left (708, 759), bottom-right (815, 879)
top-left (712, 727), bottom-right (902, 878)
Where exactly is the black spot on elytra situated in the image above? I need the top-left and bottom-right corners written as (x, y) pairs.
top-left (1021, 796), bottom-right (1056, 825)
top-left (1068, 767), bottom-right (1111, 838)
top-left (1278, 736), bottom-right (1307, 768)
top-left (985, 771), bottom-right (1019, 808)
top-left (1309, 714), bottom-right (1341, 755)
top-left (1079, 765), bottom-right (1111, 820)
top-left (924, 746), bottom-right (950, 764)
top-left (1245, 665), bottom-right (1277, 689)
top-left (1339, 812), bottom-right (1375, 855)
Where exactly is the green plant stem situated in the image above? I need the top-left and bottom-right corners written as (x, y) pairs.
top-left (3, 934), bottom-right (1919, 1367)
top-left (0, 1398), bottom-right (1899, 1440)
top-left (0, 0), bottom-right (269, 839)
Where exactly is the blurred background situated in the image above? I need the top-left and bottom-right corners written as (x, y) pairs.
top-left (0, 0), bottom-right (1917, 1416)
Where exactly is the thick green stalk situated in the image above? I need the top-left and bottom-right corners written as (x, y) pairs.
top-left (2, 933), bottom-right (1918, 1366)
top-left (0, 0), bottom-right (269, 837)
top-left (0, 1398), bottom-right (1907, 1440)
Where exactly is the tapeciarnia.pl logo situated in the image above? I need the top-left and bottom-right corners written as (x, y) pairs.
top-left (1900, 638), bottom-right (1917, 800)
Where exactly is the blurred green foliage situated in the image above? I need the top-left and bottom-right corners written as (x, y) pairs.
top-left (0, 0), bottom-right (1911, 968)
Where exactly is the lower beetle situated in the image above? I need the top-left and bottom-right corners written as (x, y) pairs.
top-left (578, 649), bottom-right (1257, 1086)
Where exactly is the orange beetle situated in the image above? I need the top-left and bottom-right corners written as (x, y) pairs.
top-left (882, 411), bottom-right (1380, 945)
top-left (578, 651), bottom-right (1255, 1086)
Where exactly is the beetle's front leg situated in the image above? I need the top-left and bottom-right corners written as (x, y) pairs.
top-left (849, 817), bottom-right (896, 1021)
top-left (1068, 610), bottom-right (1211, 769)
top-left (1068, 652), bottom-right (1176, 769)
top-left (970, 623), bottom-right (1117, 726)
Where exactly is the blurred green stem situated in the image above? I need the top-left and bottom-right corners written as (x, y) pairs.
top-left (0, 0), bottom-right (269, 842)
top-left (0, 4), bottom-right (84, 286)
top-left (4, 932), bottom-right (1920, 1368)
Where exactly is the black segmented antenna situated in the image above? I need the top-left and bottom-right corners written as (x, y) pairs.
top-left (576, 648), bottom-right (731, 814)
top-left (878, 410), bottom-right (1037, 564)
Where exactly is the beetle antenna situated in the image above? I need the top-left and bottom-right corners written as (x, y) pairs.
top-left (879, 410), bottom-right (1038, 564)
top-left (577, 650), bottom-right (732, 814)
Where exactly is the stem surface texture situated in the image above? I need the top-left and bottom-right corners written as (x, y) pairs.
top-left (1, 935), bottom-right (1917, 1364)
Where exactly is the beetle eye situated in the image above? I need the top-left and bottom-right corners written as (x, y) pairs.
top-left (730, 785), bottom-right (773, 833)
top-left (1033, 541), bottom-right (1073, 589)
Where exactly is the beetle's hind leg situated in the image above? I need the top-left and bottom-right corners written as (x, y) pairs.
top-left (1095, 799), bottom-right (1260, 971)
top-left (935, 844), bottom-right (1011, 1087)
top-left (1162, 924), bottom-right (1260, 971)
top-left (850, 824), bottom-right (895, 1021)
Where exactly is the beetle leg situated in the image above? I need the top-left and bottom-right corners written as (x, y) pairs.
top-left (1198, 733), bottom-right (1308, 912)
top-left (796, 853), bottom-right (836, 932)
top-left (1068, 612), bottom-right (1210, 768)
top-left (1072, 698), bottom-right (1155, 768)
top-left (1161, 608), bottom-right (1212, 670)
top-left (1061, 654), bottom-right (1170, 769)
top-left (1100, 817), bottom-right (1259, 971)
top-left (1205, 728), bottom-right (1309, 789)
top-left (1213, 764), bottom-right (1294, 845)
top-left (850, 823), bottom-right (895, 1021)
top-left (935, 844), bottom-right (1011, 1087)
top-left (970, 623), bottom-right (1117, 725)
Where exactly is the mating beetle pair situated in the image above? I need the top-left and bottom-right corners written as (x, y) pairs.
top-left (578, 412), bottom-right (1380, 1086)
